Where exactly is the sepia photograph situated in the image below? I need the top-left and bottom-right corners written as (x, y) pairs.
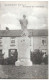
top-left (0, 1), bottom-right (48, 79)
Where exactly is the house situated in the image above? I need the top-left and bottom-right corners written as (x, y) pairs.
top-left (0, 29), bottom-right (48, 59)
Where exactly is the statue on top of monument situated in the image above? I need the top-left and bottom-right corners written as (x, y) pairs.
top-left (19, 15), bottom-right (28, 30)
top-left (19, 15), bottom-right (28, 36)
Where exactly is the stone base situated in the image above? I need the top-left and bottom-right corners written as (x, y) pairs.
top-left (15, 59), bottom-right (32, 66)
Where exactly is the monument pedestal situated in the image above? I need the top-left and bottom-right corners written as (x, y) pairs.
top-left (15, 59), bottom-right (32, 66)
top-left (15, 36), bottom-right (32, 66)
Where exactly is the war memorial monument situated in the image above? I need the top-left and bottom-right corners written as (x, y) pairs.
top-left (15, 15), bottom-right (32, 66)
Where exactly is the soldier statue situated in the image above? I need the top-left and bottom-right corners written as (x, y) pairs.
top-left (19, 15), bottom-right (28, 36)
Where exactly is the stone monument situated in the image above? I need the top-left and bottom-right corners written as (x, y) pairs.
top-left (15, 15), bottom-right (32, 66)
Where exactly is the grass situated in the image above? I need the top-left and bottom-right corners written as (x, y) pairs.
top-left (0, 65), bottom-right (48, 79)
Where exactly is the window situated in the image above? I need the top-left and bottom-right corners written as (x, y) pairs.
top-left (11, 40), bottom-right (15, 43)
top-left (42, 40), bottom-right (46, 45)
top-left (10, 37), bottom-right (16, 46)
top-left (41, 37), bottom-right (47, 46)
top-left (0, 37), bottom-right (2, 46)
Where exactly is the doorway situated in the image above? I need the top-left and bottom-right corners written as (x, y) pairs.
top-left (9, 49), bottom-right (18, 62)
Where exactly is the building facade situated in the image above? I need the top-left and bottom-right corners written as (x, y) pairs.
top-left (0, 29), bottom-right (48, 59)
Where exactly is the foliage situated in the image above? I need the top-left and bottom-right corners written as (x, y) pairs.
top-left (3, 51), bottom-right (18, 65)
top-left (30, 49), bottom-right (44, 64)
top-left (1, 51), bottom-right (18, 65)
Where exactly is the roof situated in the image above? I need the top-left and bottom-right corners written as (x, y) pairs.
top-left (0, 29), bottom-right (48, 37)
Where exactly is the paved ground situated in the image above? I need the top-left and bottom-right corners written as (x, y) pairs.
top-left (0, 65), bottom-right (48, 79)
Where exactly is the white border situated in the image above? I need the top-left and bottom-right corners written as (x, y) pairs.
top-left (0, 1), bottom-right (49, 80)
top-left (0, 0), bottom-right (48, 1)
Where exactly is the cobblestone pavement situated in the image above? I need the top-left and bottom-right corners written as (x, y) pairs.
top-left (0, 65), bottom-right (48, 79)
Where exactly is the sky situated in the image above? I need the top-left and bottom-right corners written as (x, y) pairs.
top-left (0, 1), bottom-right (48, 30)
